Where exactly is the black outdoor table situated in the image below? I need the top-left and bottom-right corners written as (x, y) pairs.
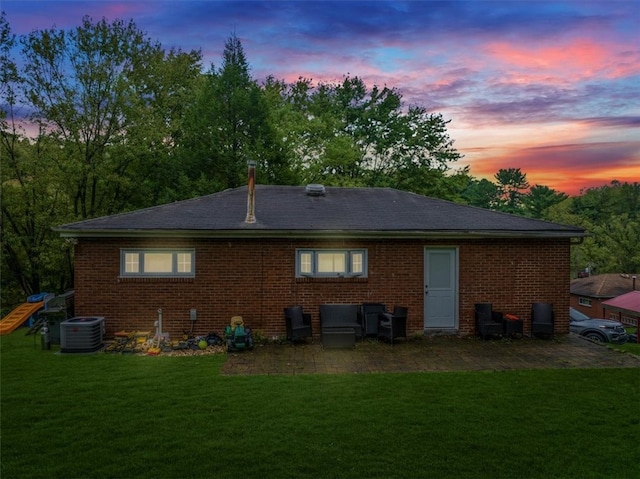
top-left (503, 319), bottom-right (523, 338)
top-left (322, 327), bottom-right (356, 349)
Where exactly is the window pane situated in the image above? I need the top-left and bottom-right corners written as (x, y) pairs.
top-left (125, 253), bottom-right (139, 273)
top-left (318, 253), bottom-right (346, 273)
top-left (300, 252), bottom-right (312, 274)
top-left (296, 249), bottom-right (367, 277)
top-left (579, 297), bottom-right (592, 307)
top-left (429, 253), bottom-right (451, 288)
top-left (144, 253), bottom-right (173, 273)
top-left (177, 253), bottom-right (192, 273)
top-left (351, 252), bottom-right (363, 274)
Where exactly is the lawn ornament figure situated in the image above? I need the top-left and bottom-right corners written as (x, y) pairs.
top-left (225, 316), bottom-right (253, 352)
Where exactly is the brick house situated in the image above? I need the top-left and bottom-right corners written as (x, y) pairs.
top-left (570, 273), bottom-right (639, 320)
top-left (55, 180), bottom-right (586, 340)
top-left (602, 291), bottom-right (640, 328)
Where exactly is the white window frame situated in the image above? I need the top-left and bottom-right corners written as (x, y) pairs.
top-left (120, 249), bottom-right (195, 277)
top-left (295, 249), bottom-right (367, 278)
top-left (578, 297), bottom-right (592, 307)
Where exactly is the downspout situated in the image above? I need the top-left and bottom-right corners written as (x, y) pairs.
top-left (245, 160), bottom-right (256, 224)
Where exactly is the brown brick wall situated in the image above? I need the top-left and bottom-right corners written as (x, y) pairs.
top-left (73, 237), bottom-right (571, 339)
top-left (569, 295), bottom-right (607, 319)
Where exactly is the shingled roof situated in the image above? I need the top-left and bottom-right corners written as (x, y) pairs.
top-left (571, 273), bottom-right (640, 298)
top-left (602, 291), bottom-right (640, 316)
top-left (55, 185), bottom-right (586, 239)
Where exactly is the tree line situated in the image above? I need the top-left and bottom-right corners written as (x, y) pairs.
top-left (1, 14), bottom-right (638, 311)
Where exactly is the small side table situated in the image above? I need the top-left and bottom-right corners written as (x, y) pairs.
top-left (322, 328), bottom-right (356, 349)
top-left (503, 319), bottom-right (523, 338)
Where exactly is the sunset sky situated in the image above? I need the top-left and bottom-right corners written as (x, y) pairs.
top-left (3, 0), bottom-right (639, 196)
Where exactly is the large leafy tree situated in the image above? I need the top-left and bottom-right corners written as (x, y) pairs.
top-left (208, 33), bottom-right (257, 188)
top-left (545, 181), bottom-right (640, 275)
top-left (567, 181), bottom-right (640, 273)
top-left (0, 12), bottom-right (18, 120)
top-left (265, 75), bottom-right (463, 196)
top-left (1, 15), bottom-right (201, 306)
top-left (522, 184), bottom-right (568, 219)
top-left (463, 173), bottom-right (567, 219)
top-left (19, 15), bottom-right (201, 216)
top-left (178, 33), bottom-right (287, 194)
top-left (1, 14), bottom-right (72, 303)
top-left (462, 178), bottom-right (500, 209)
top-left (112, 46), bottom-right (203, 205)
top-left (1, 135), bottom-right (73, 299)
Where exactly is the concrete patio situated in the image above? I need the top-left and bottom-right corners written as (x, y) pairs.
top-left (221, 334), bottom-right (640, 375)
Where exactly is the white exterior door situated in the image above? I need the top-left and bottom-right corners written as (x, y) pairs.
top-left (424, 248), bottom-right (458, 330)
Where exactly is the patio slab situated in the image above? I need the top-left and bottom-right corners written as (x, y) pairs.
top-left (221, 334), bottom-right (640, 376)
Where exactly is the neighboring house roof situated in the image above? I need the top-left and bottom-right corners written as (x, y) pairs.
top-left (55, 185), bottom-right (587, 239)
top-left (570, 273), bottom-right (640, 298)
top-left (602, 290), bottom-right (640, 316)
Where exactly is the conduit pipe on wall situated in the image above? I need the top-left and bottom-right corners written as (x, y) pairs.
top-left (155, 308), bottom-right (163, 338)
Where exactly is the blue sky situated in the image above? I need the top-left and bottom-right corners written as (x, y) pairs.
top-left (3, 0), bottom-right (639, 194)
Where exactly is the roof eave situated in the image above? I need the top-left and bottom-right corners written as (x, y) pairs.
top-left (601, 305), bottom-right (638, 316)
top-left (55, 228), bottom-right (587, 240)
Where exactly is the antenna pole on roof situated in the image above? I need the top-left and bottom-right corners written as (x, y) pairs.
top-left (245, 160), bottom-right (256, 224)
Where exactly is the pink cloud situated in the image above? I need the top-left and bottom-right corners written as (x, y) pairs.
top-left (483, 38), bottom-right (638, 81)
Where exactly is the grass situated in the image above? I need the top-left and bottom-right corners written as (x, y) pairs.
top-left (1, 333), bottom-right (639, 479)
top-left (612, 341), bottom-right (640, 355)
top-left (609, 328), bottom-right (640, 355)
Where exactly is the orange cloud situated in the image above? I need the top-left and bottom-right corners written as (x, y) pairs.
top-left (462, 139), bottom-right (640, 196)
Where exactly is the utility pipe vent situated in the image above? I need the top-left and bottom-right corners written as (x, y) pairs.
top-left (245, 160), bottom-right (256, 223)
top-left (305, 184), bottom-right (326, 196)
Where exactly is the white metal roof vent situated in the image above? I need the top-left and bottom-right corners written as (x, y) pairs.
top-left (305, 184), bottom-right (326, 196)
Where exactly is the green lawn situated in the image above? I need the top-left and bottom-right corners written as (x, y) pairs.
top-left (1, 333), bottom-right (639, 479)
top-left (612, 328), bottom-right (640, 355)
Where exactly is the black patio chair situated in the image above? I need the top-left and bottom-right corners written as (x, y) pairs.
top-left (283, 306), bottom-right (313, 343)
top-left (531, 302), bottom-right (554, 338)
top-left (475, 303), bottom-right (504, 339)
top-left (377, 306), bottom-right (408, 345)
top-left (360, 303), bottom-right (387, 337)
